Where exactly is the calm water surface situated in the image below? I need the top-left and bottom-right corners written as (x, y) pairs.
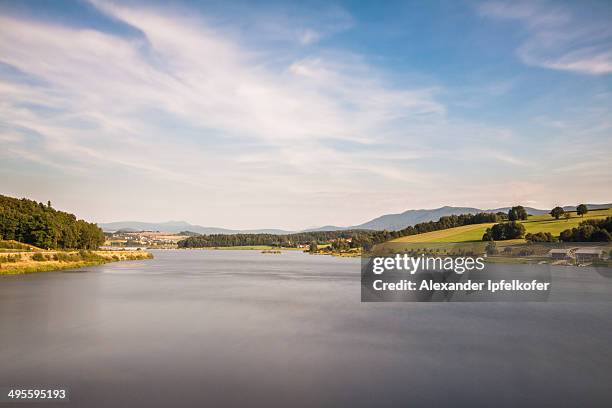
top-left (1, 250), bottom-right (612, 407)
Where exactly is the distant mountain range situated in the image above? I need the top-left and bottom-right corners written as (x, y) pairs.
top-left (302, 206), bottom-right (533, 232)
top-left (99, 203), bottom-right (611, 234)
top-left (97, 220), bottom-right (293, 235)
top-left (306, 204), bottom-right (611, 232)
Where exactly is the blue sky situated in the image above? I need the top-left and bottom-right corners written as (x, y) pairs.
top-left (1, 0), bottom-right (611, 230)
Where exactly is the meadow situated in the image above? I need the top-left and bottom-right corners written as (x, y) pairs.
top-left (392, 208), bottom-right (612, 243)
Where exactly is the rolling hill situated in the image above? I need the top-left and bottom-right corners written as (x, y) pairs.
top-left (100, 204), bottom-right (612, 234)
top-left (392, 208), bottom-right (612, 243)
top-left (97, 221), bottom-right (293, 235)
top-left (354, 206), bottom-right (487, 230)
top-left (307, 204), bottom-right (610, 232)
top-left (305, 207), bottom-right (512, 232)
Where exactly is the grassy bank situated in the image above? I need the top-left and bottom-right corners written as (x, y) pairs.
top-left (0, 240), bottom-right (41, 252)
top-left (0, 250), bottom-right (153, 276)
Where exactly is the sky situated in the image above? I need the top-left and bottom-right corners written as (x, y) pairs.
top-left (1, 0), bottom-right (611, 230)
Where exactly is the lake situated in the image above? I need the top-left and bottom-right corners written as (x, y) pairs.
top-left (1, 250), bottom-right (612, 407)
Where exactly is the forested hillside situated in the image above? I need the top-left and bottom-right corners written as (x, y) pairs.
top-left (0, 195), bottom-right (104, 249)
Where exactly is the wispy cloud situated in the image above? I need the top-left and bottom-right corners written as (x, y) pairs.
top-left (0, 1), bottom-right (454, 227)
top-left (478, 1), bottom-right (569, 27)
top-left (478, 0), bottom-right (612, 75)
top-left (0, 1), bottom-right (610, 228)
top-left (0, 2), bottom-right (440, 174)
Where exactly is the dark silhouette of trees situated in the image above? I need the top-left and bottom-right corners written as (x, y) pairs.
top-left (508, 209), bottom-right (517, 221)
top-left (550, 206), bottom-right (564, 220)
top-left (576, 204), bottom-right (588, 217)
top-left (508, 206), bottom-right (528, 221)
top-left (559, 217), bottom-right (612, 242)
top-left (525, 232), bottom-right (555, 242)
top-left (496, 212), bottom-right (508, 221)
top-left (482, 222), bottom-right (526, 241)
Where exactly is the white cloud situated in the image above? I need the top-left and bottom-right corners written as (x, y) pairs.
top-left (522, 45), bottom-right (612, 75)
top-left (478, 1), bottom-right (569, 27)
top-left (0, 2), bottom-right (454, 227)
top-left (0, 2), bottom-right (443, 167)
top-left (1, 1), bottom-right (609, 228)
top-left (478, 0), bottom-right (612, 75)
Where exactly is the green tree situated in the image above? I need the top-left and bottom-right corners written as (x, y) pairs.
top-left (525, 232), bottom-right (555, 242)
top-left (331, 239), bottom-right (349, 251)
top-left (515, 206), bottom-right (528, 220)
top-left (496, 212), bottom-right (508, 221)
top-left (508, 208), bottom-right (518, 221)
top-left (508, 206), bottom-right (528, 221)
top-left (309, 241), bottom-right (318, 253)
top-left (559, 217), bottom-right (612, 242)
top-left (550, 206), bottom-right (564, 220)
top-left (576, 204), bottom-right (588, 217)
top-left (0, 194), bottom-right (104, 250)
top-left (482, 222), bottom-right (525, 241)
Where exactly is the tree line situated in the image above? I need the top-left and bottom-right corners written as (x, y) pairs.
top-left (559, 217), bottom-right (612, 242)
top-left (178, 212), bottom-right (501, 249)
top-left (550, 204), bottom-right (589, 220)
top-left (0, 194), bottom-right (105, 249)
top-left (482, 204), bottom-right (610, 242)
top-left (177, 229), bottom-right (362, 248)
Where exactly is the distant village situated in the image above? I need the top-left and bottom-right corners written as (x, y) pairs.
top-left (102, 230), bottom-right (190, 249)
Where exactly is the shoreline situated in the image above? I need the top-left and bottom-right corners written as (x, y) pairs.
top-left (0, 250), bottom-right (153, 276)
top-left (136, 246), bottom-right (303, 251)
top-left (175, 246), bottom-right (362, 257)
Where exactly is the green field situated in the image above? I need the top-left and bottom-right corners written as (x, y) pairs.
top-left (392, 208), bottom-right (612, 243)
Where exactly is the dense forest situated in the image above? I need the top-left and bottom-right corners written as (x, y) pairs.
top-left (178, 229), bottom-right (366, 248)
top-left (0, 195), bottom-right (104, 249)
top-left (178, 212), bottom-right (500, 248)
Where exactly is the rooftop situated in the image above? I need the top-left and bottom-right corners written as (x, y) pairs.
top-left (575, 248), bottom-right (605, 254)
top-left (549, 249), bottom-right (570, 254)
